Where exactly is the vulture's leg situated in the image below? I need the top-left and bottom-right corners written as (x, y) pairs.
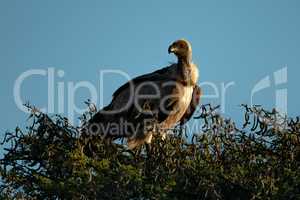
top-left (145, 143), bottom-right (151, 159)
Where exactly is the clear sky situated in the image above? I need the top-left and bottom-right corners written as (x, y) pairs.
top-left (0, 0), bottom-right (299, 141)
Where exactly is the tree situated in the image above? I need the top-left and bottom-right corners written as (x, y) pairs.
top-left (1, 104), bottom-right (300, 199)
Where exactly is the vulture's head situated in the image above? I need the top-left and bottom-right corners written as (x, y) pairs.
top-left (168, 39), bottom-right (192, 61)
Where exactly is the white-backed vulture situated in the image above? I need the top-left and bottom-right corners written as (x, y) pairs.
top-left (86, 39), bottom-right (201, 149)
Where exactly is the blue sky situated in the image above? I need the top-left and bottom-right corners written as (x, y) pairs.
top-left (0, 0), bottom-right (299, 141)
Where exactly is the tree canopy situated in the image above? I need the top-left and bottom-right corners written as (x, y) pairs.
top-left (1, 104), bottom-right (300, 199)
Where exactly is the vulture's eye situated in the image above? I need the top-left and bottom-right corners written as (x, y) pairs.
top-left (179, 43), bottom-right (185, 48)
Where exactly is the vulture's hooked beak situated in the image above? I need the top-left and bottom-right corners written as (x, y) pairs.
top-left (168, 45), bottom-right (176, 54)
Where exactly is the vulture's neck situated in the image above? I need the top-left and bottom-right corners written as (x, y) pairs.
top-left (177, 53), bottom-right (192, 68)
top-left (176, 53), bottom-right (198, 86)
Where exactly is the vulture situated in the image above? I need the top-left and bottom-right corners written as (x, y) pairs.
top-left (86, 39), bottom-right (201, 149)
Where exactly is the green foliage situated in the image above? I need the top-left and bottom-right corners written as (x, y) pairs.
top-left (1, 104), bottom-right (300, 199)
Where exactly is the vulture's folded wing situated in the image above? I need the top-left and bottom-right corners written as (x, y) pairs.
top-left (112, 65), bottom-right (175, 100)
top-left (109, 65), bottom-right (179, 119)
top-left (88, 64), bottom-right (179, 137)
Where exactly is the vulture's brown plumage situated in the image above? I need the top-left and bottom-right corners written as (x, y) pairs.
top-left (86, 39), bottom-right (201, 149)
